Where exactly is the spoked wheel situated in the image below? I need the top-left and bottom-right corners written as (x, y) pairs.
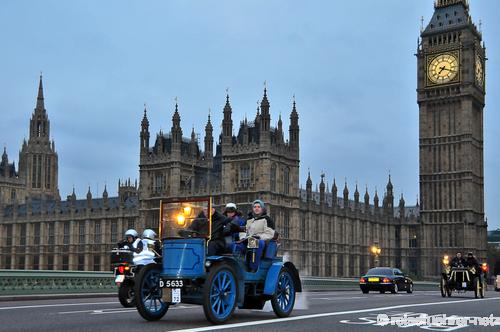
top-left (118, 281), bottom-right (136, 307)
top-left (474, 277), bottom-right (480, 299)
top-left (440, 277), bottom-right (446, 297)
top-left (203, 264), bottom-right (238, 324)
top-left (271, 266), bottom-right (296, 318)
top-left (135, 264), bottom-right (169, 321)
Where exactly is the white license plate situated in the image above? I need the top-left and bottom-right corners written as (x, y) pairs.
top-left (115, 275), bottom-right (125, 283)
top-left (172, 288), bottom-right (181, 303)
top-left (462, 282), bottom-right (467, 288)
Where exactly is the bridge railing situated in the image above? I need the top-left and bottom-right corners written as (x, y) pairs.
top-left (0, 270), bottom-right (439, 296)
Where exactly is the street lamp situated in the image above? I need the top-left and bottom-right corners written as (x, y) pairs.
top-left (371, 245), bottom-right (381, 267)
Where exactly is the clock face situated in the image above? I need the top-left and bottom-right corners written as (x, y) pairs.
top-left (427, 53), bottom-right (459, 84)
top-left (475, 55), bottom-right (484, 85)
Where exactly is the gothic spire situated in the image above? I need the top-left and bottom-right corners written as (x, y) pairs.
top-left (1, 146), bottom-right (7, 165)
top-left (141, 104), bottom-right (149, 130)
top-left (36, 74), bottom-right (45, 111)
top-left (222, 92), bottom-right (233, 140)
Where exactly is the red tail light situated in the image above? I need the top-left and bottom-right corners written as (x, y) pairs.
top-left (118, 266), bottom-right (125, 274)
top-left (360, 277), bottom-right (366, 284)
top-left (481, 263), bottom-right (488, 272)
top-left (382, 277), bottom-right (391, 283)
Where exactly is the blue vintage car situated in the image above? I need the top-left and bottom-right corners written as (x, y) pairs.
top-left (134, 197), bottom-right (302, 324)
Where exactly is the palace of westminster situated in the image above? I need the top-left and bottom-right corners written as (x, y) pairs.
top-left (0, 0), bottom-right (488, 278)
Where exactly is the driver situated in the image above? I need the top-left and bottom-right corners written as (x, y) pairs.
top-left (450, 252), bottom-right (466, 267)
top-left (466, 252), bottom-right (480, 272)
top-left (207, 206), bottom-right (231, 256)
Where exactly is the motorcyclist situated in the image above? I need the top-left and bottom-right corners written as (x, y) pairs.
top-left (117, 229), bottom-right (143, 253)
top-left (450, 252), bottom-right (466, 267)
top-left (133, 229), bottom-right (160, 265)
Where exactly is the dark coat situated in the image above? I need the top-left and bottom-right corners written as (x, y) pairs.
top-left (210, 211), bottom-right (230, 241)
top-left (451, 257), bottom-right (466, 267)
top-left (189, 211), bottom-right (209, 235)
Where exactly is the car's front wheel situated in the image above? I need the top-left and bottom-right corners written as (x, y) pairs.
top-left (406, 283), bottom-right (413, 294)
top-left (203, 264), bottom-right (238, 324)
top-left (271, 266), bottom-right (297, 318)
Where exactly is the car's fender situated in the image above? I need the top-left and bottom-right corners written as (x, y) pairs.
top-left (263, 262), bottom-right (283, 295)
top-left (284, 261), bottom-right (302, 292)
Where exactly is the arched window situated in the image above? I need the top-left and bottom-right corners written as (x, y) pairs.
top-left (239, 163), bottom-right (251, 189)
top-left (283, 167), bottom-right (290, 195)
top-left (270, 163), bottom-right (277, 192)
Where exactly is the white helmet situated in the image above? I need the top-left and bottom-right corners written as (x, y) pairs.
top-left (225, 203), bottom-right (237, 212)
top-left (142, 229), bottom-right (157, 240)
top-left (125, 229), bottom-right (138, 238)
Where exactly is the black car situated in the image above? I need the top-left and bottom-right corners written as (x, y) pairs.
top-left (359, 267), bottom-right (413, 294)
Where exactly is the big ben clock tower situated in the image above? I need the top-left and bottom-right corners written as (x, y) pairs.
top-left (417, 0), bottom-right (487, 278)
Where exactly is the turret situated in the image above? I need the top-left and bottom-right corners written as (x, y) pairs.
top-left (306, 171), bottom-right (312, 202)
top-left (222, 93), bottom-right (233, 146)
top-left (354, 183), bottom-right (360, 210)
top-left (289, 96), bottom-right (299, 152)
top-left (343, 181), bottom-right (349, 209)
top-left (140, 105), bottom-right (150, 155)
top-left (319, 173), bottom-right (325, 205)
top-left (204, 112), bottom-right (213, 162)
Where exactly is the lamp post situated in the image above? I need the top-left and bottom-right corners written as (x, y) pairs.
top-left (371, 245), bottom-right (381, 267)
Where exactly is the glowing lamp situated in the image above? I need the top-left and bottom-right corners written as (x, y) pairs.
top-left (442, 255), bottom-right (449, 265)
top-left (183, 206), bottom-right (192, 216)
top-left (176, 214), bottom-right (186, 226)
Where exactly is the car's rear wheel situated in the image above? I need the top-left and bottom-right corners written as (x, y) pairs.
top-left (379, 290), bottom-right (385, 294)
top-left (203, 264), bottom-right (238, 324)
top-left (391, 283), bottom-right (398, 294)
top-left (135, 264), bottom-right (169, 321)
top-left (406, 283), bottom-right (413, 294)
top-left (271, 266), bottom-right (296, 318)
top-left (474, 277), bottom-right (480, 299)
top-left (361, 289), bottom-right (369, 294)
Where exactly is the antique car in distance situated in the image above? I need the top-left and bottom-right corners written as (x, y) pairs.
top-left (440, 255), bottom-right (486, 299)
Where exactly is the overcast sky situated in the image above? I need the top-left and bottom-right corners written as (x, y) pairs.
top-left (1, 0), bottom-right (498, 229)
